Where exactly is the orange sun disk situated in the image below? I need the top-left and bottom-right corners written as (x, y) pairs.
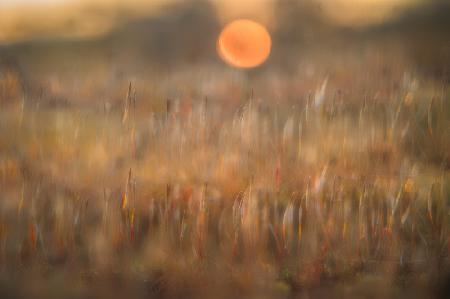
top-left (217, 19), bottom-right (272, 69)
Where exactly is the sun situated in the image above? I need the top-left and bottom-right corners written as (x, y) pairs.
top-left (217, 19), bottom-right (272, 69)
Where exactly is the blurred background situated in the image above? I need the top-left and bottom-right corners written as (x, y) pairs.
top-left (0, 0), bottom-right (449, 108)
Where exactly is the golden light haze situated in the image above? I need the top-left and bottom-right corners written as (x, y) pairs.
top-left (0, 0), bottom-right (425, 43)
top-left (318, 0), bottom-right (422, 26)
top-left (0, 0), bottom-right (171, 43)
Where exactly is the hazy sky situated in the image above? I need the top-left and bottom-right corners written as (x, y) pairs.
top-left (0, 0), bottom-right (426, 43)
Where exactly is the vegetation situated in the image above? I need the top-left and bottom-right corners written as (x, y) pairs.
top-left (0, 51), bottom-right (449, 299)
